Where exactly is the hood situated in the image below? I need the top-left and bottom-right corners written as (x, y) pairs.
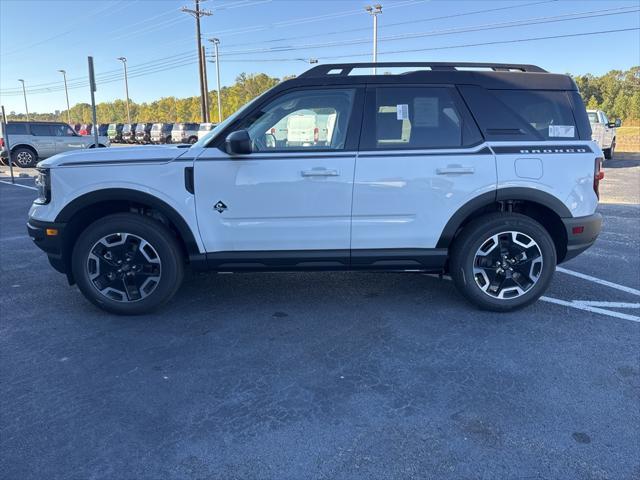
top-left (39, 145), bottom-right (190, 168)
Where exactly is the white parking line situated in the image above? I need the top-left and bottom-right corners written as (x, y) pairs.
top-left (574, 301), bottom-right (640, 309)
top-left (556, 266), bottom-right (640, 296)
top-left (0, 180), bottom-right (37, 191)
top-left (540, 296), bottom-right (640, 322)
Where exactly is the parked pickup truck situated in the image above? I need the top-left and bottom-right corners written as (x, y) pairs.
top-left (587, 109), bottom-right (620, 160)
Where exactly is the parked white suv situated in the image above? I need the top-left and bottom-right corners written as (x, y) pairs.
top-left (587, 109), bottom-right (620, 160)
top-left (27, 62), bottom-right (603, 315)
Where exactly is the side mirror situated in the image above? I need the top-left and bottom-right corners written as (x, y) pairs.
top-left (615, 118), bottom-right (622, 128)
top-left (225, 130), bottom-right (252, 155)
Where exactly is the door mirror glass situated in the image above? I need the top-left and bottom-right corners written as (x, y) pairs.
top-left (225, 130), bottom-right (252, 155)
top-left (614, 118), bottom-right (622, 128)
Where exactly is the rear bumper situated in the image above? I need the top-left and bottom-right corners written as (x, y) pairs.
top-left (561, 212), bottom-right (602, 262)
top-left (27, 218), bottom-right (67, 274)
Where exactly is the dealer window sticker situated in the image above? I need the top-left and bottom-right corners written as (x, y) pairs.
top-left (396, 104), bottom-right (409, 120)
top-left (548, 125), bottom-right (575, 138)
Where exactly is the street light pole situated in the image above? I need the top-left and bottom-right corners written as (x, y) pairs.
top-left (182, 0), bottom-right (212, 123)
top-left (58, 69), bottom-right (71, 125)
top-left (18, 79), bottom-right (29, 121)
top-left (209, 38), bottom-right (223, 123)
top-left (365, 4), bottom-right (382, 75)
top-left (117, 57), bottom-right (131, 123)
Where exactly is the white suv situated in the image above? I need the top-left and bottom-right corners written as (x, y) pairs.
top-left (27, 62), bottom-right (603, 315)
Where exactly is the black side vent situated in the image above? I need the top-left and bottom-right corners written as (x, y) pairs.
top-left (184, 167), bottom-right (194, 194)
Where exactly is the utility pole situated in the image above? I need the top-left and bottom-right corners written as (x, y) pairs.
top-left (182, 0), bottom-right (212, 123)
top-left (365, 4), bottom-right (382, 75)
top-left (58, 70), bottom-right (71, 125)
top-left (117, 57), bottom-right (131, 123)
top-left (201, 44), bottom-right (210, 122)
top-left (17, 79), bottom-right (29, 121)
top-left (209, 38), bottom-right (223, 123)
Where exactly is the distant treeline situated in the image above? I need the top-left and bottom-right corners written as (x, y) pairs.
top-left (6, 68), bottom-right (639, 124)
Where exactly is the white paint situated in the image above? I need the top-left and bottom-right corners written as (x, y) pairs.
top-left (574, 301), bottom-right (640, 309)
top-left (556, 266), bottom-right (640, 296)
top-left (0, 180), bottom-right (37, 191)
top-left (541, 296), bottom-right (640, 322)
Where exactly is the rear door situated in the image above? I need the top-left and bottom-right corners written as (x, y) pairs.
top-left (29, 123), bottom-right (57, 158)
top-left (352, 85), bottom-right (494, 252)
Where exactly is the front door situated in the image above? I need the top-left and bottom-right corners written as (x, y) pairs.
top-left (194, 87), bottom-right (363, 260)
top-left (351, 85), bottom-right (496, 253)
top-left (52, 123), bottom-right (88, 153)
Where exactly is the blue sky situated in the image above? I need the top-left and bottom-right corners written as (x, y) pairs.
top-left (1, 0), bottom-right (639, 114)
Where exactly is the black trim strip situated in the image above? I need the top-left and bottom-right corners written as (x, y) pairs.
top-left (491, 145), bottom-right (593, 154)
top-left (196, 153), bottom-right (356, 161)
top-left (358, 146), bottom-right (492, 158)
top-left (58, 157), bottom-right (190, 167)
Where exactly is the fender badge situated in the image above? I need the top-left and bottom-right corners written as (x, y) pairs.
top-left (214, 201), bottom-right (227, 213)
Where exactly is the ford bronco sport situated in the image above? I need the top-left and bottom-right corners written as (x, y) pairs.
top-left (27, 62), bottom-right (603, 315)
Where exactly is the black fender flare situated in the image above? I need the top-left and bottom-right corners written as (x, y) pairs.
top-left (55, 188), bottom-right (201, 256)
top-left (436, 187), bottom-right (572, 248)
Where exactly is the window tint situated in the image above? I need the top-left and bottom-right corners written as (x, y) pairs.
top-left (238, 88), bottom-right (355, 151)
top-left (368, 87), bottom-right (465, 149)
top-left (52, 124), bottom-right (76, 136)
top-left (31, 124), bottom-right (53, 136)
top-left (5, 123), bottom-right (28, 135)
top-left (491, 90), bottom-right (577, 140)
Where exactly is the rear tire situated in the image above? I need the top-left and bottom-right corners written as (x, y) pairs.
top-left (72, 213), bottom-right (184, 315)
top-left (11, 146), bottom-right (38, 168)
top-left (450, 213), bottom-right (556, 312)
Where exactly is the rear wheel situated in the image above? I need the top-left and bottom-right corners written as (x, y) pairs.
top-left (11, 147), bottom-right (37, 168)
top-left (450, 213), bottom-right (556, 311)
top-left (72, 213), bottom-right (184, 315)
top-left (188, 136), bottom-right (198, 144)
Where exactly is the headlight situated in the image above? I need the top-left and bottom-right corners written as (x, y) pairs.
top-left (34, 168), bottom-right (51, 205)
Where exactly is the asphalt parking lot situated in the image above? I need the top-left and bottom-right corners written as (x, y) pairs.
top-left (1, 154), bottom-right (639, 480)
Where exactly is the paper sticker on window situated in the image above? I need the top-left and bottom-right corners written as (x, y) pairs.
top-left (549, 125), bottom-right (575, 137)
top-left (396, 104), bottom-right (409, 120)
top-left (413, 97), bottom-right (439, 127)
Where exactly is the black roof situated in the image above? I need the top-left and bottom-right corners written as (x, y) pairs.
top-left (287, 62), bottom-right (577, 91)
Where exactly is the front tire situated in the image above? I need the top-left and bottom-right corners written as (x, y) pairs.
top-left (604, 139), bottom-right (615, 160)
top-left (450, 213), bottom-right (556, 312)
top-left (72, 213), bottom-right (184, 315)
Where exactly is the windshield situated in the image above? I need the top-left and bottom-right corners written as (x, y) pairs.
top-left (193, 89), bottom-right (273, 148)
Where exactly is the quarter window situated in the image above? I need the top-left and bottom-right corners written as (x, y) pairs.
top-left (5, 123), bottom-right (28, 135)
top-left (237, 88), bottom-right (356, 151)
top-left (367, 87), bottom-right (466, 149)
top-left (491, 90), bottom-right (577, 140)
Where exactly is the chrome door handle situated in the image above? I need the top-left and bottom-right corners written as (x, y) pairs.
top-left (436, 165), bottom-right (475, 175)
top-left (301, 168), bottom-right (339, 177)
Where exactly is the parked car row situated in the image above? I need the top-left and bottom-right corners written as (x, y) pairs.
top-left (107, 122), bottom-right (216, 144)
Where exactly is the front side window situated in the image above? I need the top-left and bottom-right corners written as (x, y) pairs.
top-left (237, 88), bottom-right (355, 152)
top-left (366, 87), bottom-right (465, 149)
top-left (52, 124), bottom-right (76, 136)
top-left (492, 90), bottom-right (577, 140)
top-left (587, 112), bottom-right (599, 123)
top-left (31, 124), bottom-right (53, 136)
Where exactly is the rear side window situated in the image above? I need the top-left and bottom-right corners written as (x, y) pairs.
top-left (491, 90), bottom-right (577, 140)
top-left (5, 123), bottom-right (28, 135)
top-left (31, 124), bottom-right (53, 136)
top-left (362, 86), bottom-right (481, 150)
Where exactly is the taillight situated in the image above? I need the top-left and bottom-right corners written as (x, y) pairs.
top-left (0, 138), bottom-right (4, 148)
top-left (313, 127), bottom-right (319, 143)
top-left (593, 156), bottom-right (604, 199)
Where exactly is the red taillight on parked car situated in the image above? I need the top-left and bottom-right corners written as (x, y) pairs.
top-left (0, 138), bottom-right (4, 148)
top-left (313, 127), bottom-right (319, 143)
top-left (593, 156), bottom-right (604, 199)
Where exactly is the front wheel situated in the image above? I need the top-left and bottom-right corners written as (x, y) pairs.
top-left (604, 139), bottom-right (615, 160)
top-left (72, 213), bottom-right (184, 315)
top-left (450, 213), bottom-right (556, 312)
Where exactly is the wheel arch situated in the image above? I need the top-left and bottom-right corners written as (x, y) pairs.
top-left (437, 188), bottom-right (571, 262)
top-left (10, 143), bottom-right (38, 155)
top-left (55, 188), bottom-right (202, 280)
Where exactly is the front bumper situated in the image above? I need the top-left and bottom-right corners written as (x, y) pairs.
top-left (27, 218), bottom-right (67, 274)
top-left (561, 212), bottom-right (602, 262)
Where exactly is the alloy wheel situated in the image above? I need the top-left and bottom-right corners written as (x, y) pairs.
top-left (86, 232), bottom-right (162, 303)
top-left (472, 231), bottom-right (543, 299)
top-left (14, 150), bottom-right (34, 167)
